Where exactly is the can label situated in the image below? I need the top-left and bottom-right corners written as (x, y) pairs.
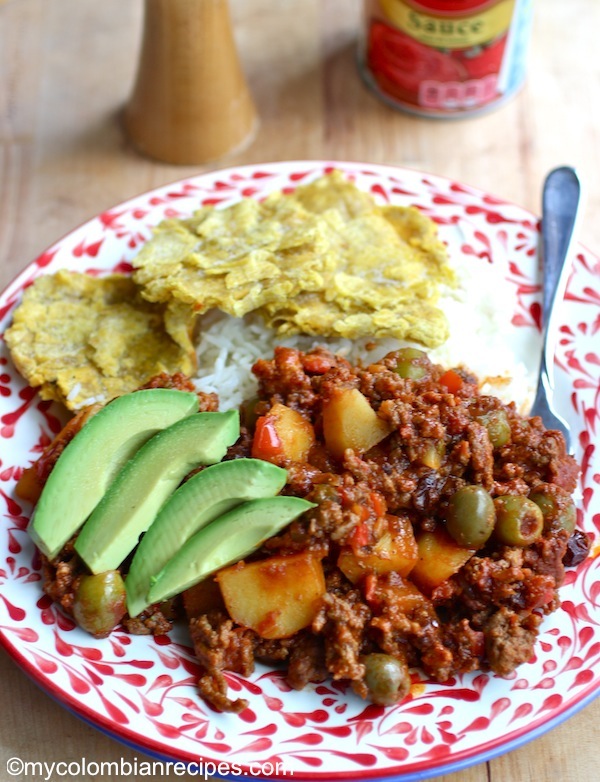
top-left (361, 0), bottom-right (533, 116)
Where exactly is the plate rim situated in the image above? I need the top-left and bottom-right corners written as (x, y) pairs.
top-left (1, 159), bottom-right (598, 781)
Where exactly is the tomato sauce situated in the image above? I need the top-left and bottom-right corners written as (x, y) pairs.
top-left (360, 0), bottom-right (533, 117)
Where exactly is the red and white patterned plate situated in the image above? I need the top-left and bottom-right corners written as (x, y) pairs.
top-left (0, 161), bottom-right (598, 781)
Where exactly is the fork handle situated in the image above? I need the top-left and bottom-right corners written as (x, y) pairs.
top-left (539, 166), bottom-right (582, 384)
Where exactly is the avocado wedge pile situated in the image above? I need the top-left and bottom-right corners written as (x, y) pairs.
top-left (29, 389), bottom-right (315, 620)
top-left (29, 387), bottom-right (201, 560)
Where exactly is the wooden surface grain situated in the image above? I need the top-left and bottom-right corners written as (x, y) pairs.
top-left (1, 1), bottom-right (598, 780)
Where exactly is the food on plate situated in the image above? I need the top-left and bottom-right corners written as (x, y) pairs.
top-left (321, 385), bottom-right (394, 459)
top-left (132, 171), bottom-right (453, 346)
top-left (444, 485), bottom-right (496, 548)
top-left (125, 458), bottom-right (288, 617)
top-left (147, 495), bottom-right (317, 606)
top-left (74, 410), bottom-right (240, 574)
top-left (4, 271), bottom-right (197, 410)
top-left (31, 344), bottom-right (588, 714)
top-left (251, 401), bottom-right (316, 463)
top-left (410, 528), bottom-right (475, 594)
top-left (72, 570), bottom-right (127, 639)
top-left (4, 171), bottom-right (589, 716)
top-left (28, 387), bottom-right (200, 559)
top-left (217, 551), bottom-right (327, 639)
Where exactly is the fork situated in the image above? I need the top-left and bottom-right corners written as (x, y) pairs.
top-left (529, 166), bottom-right (583, 454)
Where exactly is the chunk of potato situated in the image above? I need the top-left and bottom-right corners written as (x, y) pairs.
top-left (338, 514), bottom-right (418, 582)
top-left (15, 465), bottom-right (44, 504)
top-left (182, 576), bottom-right (224, 619)
top-left (410, 528), bottom-right (474, 594)
top-left (251, 402), bottom-right (315, 465)
top-left (216, 551), bottom-right (326, 639)
top-left (322, 387), bottom-right (393, 460)
top-left (365, 572), bottom-right (435, 620)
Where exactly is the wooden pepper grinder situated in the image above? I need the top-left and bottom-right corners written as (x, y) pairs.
top-left (124, 0), bottom-right (257, 165)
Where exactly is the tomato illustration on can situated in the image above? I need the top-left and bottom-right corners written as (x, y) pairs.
top-left (360, 0), bottom-right (533, 116)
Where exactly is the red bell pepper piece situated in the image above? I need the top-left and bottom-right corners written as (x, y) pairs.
top-left (439, 369), bottom-right (464, 394)
top-left (251, 416), bottom-right (282, 462)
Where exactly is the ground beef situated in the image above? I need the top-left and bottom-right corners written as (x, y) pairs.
top-left (252, 346), bottom-right (342, 412)
top-left (189, 611), bottom-right (256, 713)
top-left (41, 542), bottom-right (84, 616)
top-left (285, 633), bottom-right (328, 690)
top-left (438, 546), bottom-right (561, 621)
top-left (442, 619), bottom-right (485, 674)
top-left (368, 571), bottom-right (455, 680)
top-left (122, 608), bottom-right (173, 636)
top-left (484, 607), bottom-right (542, 675)
top-left (254, 636), bottom-right (295, 662)
top-left (312, 583), bottom-right (371, 683)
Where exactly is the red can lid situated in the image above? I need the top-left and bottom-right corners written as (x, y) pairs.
top-left (406, 0), bottom-right (500, 15)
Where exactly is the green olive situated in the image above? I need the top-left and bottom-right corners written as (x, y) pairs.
top-left (529, 486), bottom-right (577, 534)
top-left (392, 348), bottom-right (430, 380)
top-left (475, 409), bottom-right (511, 448)
top-left (362, 653), bottom-right (411, 706)
top-left (445, 485), bottom-right (496, 548)
top-left (73, 570), bottom-right (127, 638)
top-left (493, 496), bottom-right (544, 546)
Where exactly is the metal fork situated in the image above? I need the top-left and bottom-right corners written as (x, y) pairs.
top-left (529, 166), bottom-right (583, 453)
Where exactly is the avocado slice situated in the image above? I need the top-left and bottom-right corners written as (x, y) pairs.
top-left (29, 388), bottom-right (200, 560)
top-left (125, 458), bottom-right (288, 617)
top-left (75, 410), bottom-right (239, 574)
top-left (146, 495), bottom-right (316, 606)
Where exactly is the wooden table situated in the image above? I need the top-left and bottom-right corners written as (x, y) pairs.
top-left (1, 1), bottom-right (598, 780)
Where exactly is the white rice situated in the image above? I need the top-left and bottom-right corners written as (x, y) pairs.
top-left (193, 251), bottom-right (540, 414)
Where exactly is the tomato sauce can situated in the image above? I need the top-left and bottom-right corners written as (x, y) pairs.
top-left (359, 0), bottom-right (534, 117)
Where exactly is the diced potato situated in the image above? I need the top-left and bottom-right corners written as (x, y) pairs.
top-left (338, 514), bottom-right (418, 582)
top-left (182, 576), bottom-right (224, 618)
top-left (251, 402), bottom-right (315, 465)
top-left (366, 572), bottom-right (434, 619)
top-left (15, 465), bottom-right (44, 504)
top-left (216, 551), bottom-right (326, 639)
top-left (410, 528), bottom-right (474, 594)
top-left (322, 387), bottom-right (393, 460)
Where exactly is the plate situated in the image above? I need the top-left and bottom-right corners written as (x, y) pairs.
top-left (0, 161), bottom-right (598, 781)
